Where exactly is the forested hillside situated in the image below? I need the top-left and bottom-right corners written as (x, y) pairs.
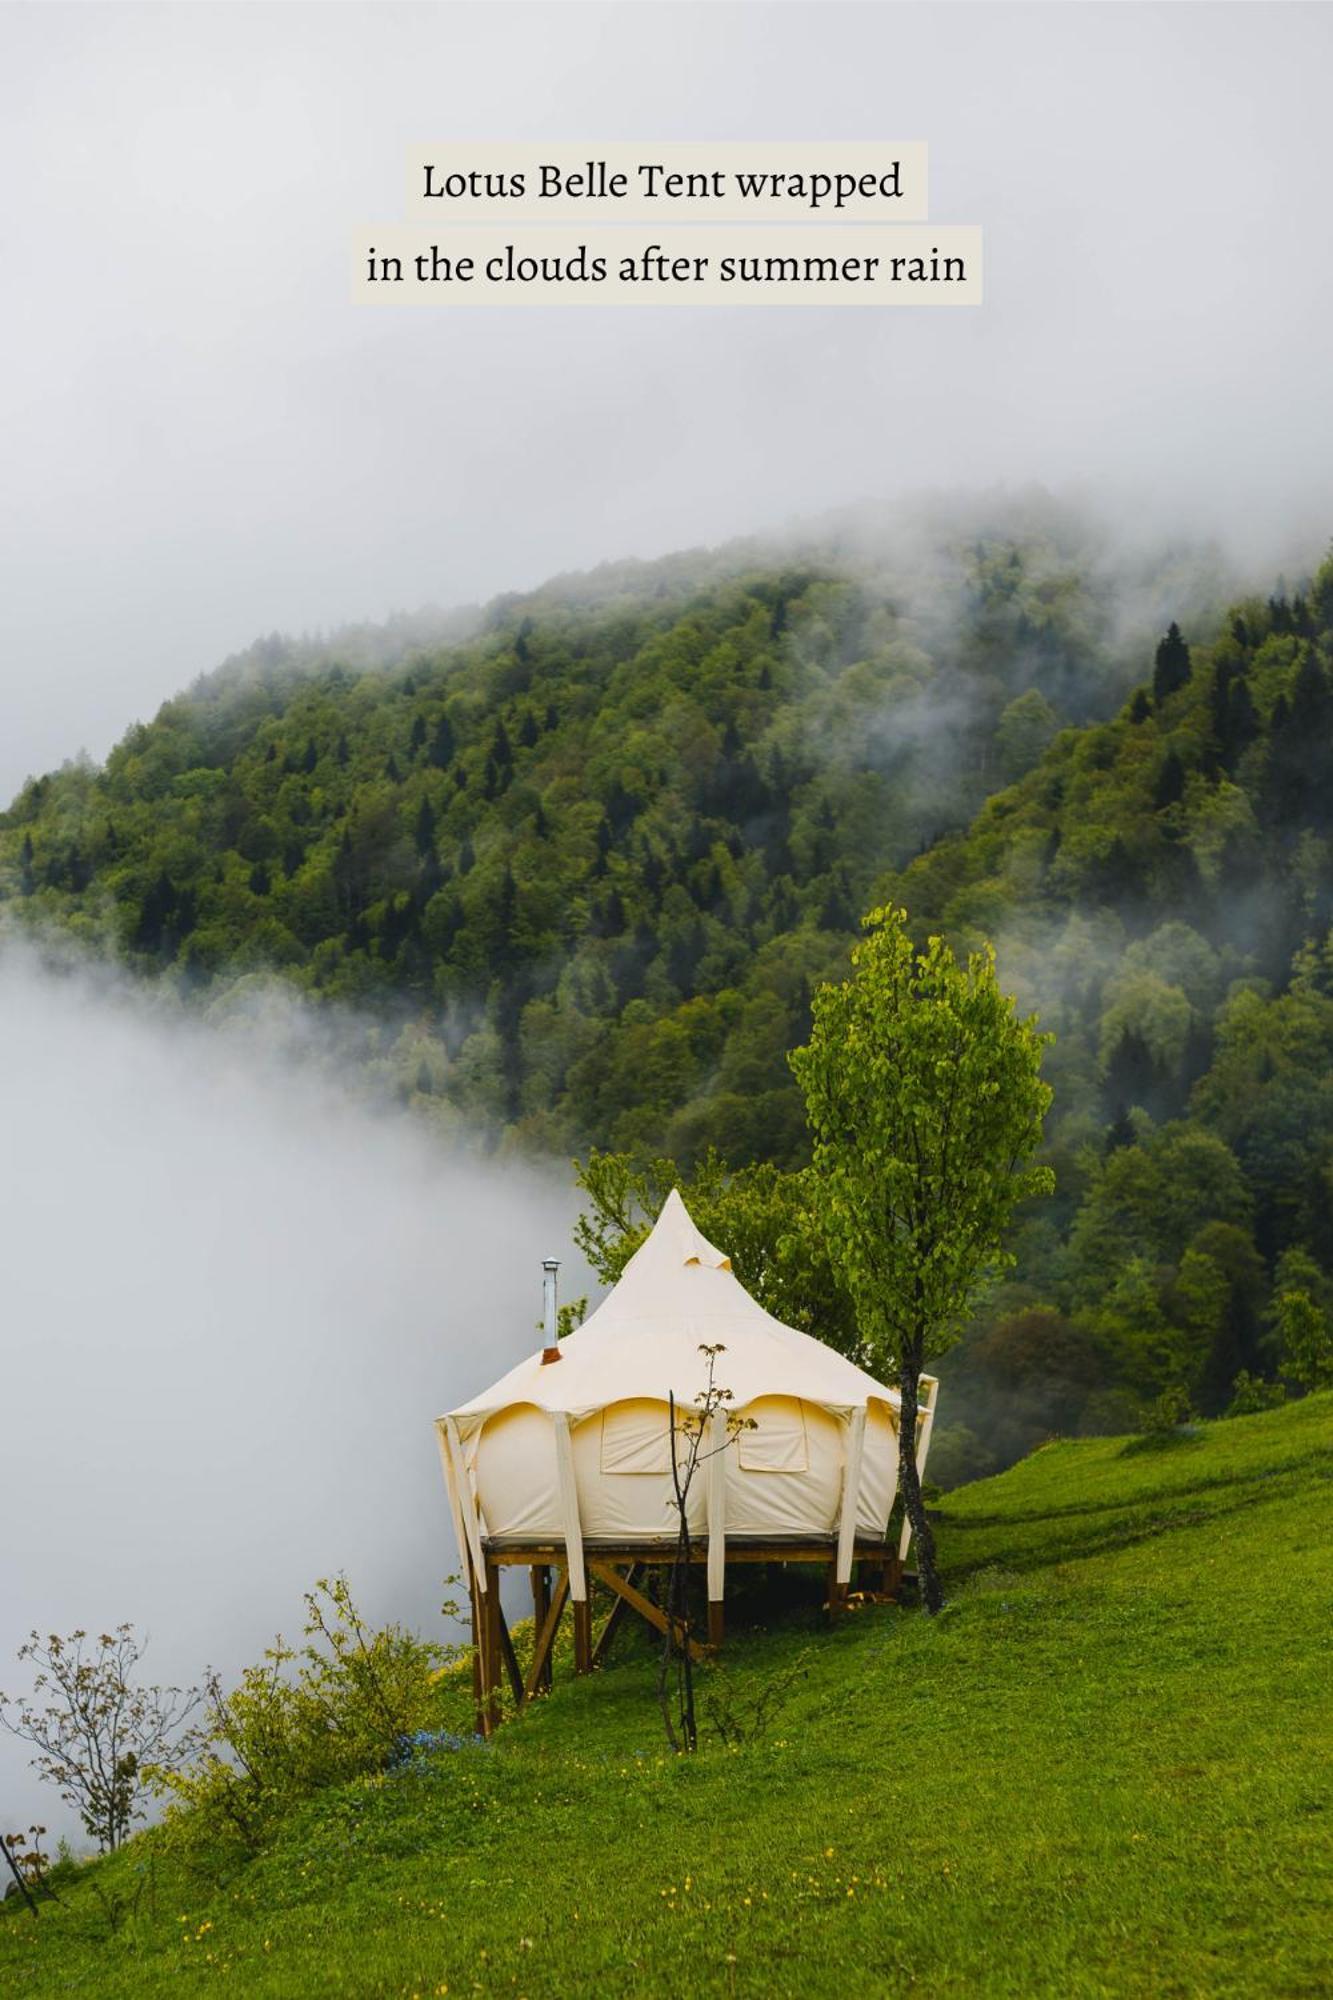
top-left (0, 504), bottom-right (1206, 1161)
top-left (4, 506), bottom-right (1330, 1467)
top-left (888, 564), bottom-right (1333, 1471)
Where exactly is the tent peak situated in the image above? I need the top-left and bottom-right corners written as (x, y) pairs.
top-left (625, 1187), bottom-right (732, 1276)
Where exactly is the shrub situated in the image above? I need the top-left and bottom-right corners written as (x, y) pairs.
top-left (0, 1627), bottom-right (199, 1854)
top-left (1277, 1289), bottom-right (1333, 1392)
top-left (1226, 1370), bottom-right (1286, 1417)
top-left (154, 1577), bottom-right (458, 1860)
top-left (1142, 1384), bottom-right (1193, 1434)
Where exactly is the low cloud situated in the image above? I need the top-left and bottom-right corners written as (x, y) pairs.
top-left (0, 941), bottom-right (585, 1840)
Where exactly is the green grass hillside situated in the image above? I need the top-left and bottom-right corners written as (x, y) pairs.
top-left (6, 1394), bottom-right (1330, 1998)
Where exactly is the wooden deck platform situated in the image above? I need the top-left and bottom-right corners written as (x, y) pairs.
top-left (466, 1537), bottom-right (905, 1736)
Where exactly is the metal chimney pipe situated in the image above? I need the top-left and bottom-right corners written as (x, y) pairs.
top-left (540, 1257), bottom-right (561, 1364)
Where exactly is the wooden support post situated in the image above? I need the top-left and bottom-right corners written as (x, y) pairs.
top-left (470, 1574), bottom-right (486, 1737)
top-left (573, 1592), bottom-right (594, 1674)
top-left (497, 1600), bottom-right (524, 1707)
top-left (826, 1558), bottom-right (846, 1622)
top-left (529, 1565), bottom-right (552, 1692)
top-left (482, 1558), bottom-right (503, 1733)
top-left (523, 1566), bottom-right (569, 1700)
top-left (589, 1560), bottom-right (708, 1663)
top-left (707, 1598), bottom-right (724, 1650)
top-left (591, 1562), bottom-right (640, 1667)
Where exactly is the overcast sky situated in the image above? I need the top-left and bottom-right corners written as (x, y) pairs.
top-left (2, 2), bottom-right (1332, 802)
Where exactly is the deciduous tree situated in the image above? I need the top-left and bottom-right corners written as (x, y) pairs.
top-left (789, 906), bottom-right (1054, 1612)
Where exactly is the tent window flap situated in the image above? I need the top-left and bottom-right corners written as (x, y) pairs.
top-left (600, 1400), bottom-right (675, 1474)
top-left (738, 1399), bottom-right (809, 1473)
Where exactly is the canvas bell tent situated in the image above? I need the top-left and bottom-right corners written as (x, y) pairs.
top-left (436, 1190), bottom-right (937, 1729)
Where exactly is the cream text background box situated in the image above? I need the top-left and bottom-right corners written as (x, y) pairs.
top-left (406, 143), bottom-right (928, 224)
top-left (353, 225), bottom-right (981, 305)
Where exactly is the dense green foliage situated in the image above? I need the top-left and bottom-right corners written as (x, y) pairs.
top-left (4, 516), bottom-right (1333, 1461)
top-left (882, 562), bottom-right (1333, 1471)
top-left (4, 1395), bottom-right (1330, 1997)
top-left (790, 907), bottom-right (1055, 1604)
top-left (0, 512), bottom-right (1217, 1163)
top-left (789, 908), bottom-right (1054, 1369)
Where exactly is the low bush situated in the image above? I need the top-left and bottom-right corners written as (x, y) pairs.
top-left (153, 1576), bottom-right (459, 1863)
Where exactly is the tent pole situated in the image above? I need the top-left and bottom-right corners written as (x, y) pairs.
top-left (552, 1410), bottom-right (587, 1605)
top-left (706, 1404), bottom-right (727, 1650)
top-left (836, 1406), bottom-right (868, 1585)
top-left (443, 1417), bottom-right (489, 1592)
top-left (435, 1419), bottom-right (471, 1589)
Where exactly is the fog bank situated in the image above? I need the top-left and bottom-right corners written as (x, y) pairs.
top-left (0, 944), bottom-right (586, 1840)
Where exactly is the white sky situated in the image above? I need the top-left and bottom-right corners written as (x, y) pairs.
top-left (2, 2), bottom-right (1331, 798)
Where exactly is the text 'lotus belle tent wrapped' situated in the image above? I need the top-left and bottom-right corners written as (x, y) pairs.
top-left (435, 1190), bottom-right (938, 1664)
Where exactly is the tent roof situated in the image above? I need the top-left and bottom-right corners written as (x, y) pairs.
top-left (444, 1188), bottom-right (898, 1437)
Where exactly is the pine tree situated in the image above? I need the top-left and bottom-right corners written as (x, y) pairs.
top-left (414, 797), bottom-right (437, 856)
top-left (1152, 622), bottom-right (1192, 702)
top-left (1154, 749), bottom-right (1187, 809)
top-left (429, 714), bottom-right (456, 770)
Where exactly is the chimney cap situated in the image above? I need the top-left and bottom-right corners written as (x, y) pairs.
top-left (542, 1255), bottom-right (560, 1272)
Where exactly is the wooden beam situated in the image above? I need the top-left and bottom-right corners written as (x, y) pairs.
top-left (496, 1599), bottom-right (524, 1707)
top-left (588, 1560), bottom-right (707, 1664)
top-left (707, 1598), bottom-right (724, 1650)
top-left (523, 1566), bottom-right (569, 1701)
top-left (591, 1562), bottom-right (642, 1667)
top-left (529, 1565), bottom-right (552, 1693)
top-left (485, 1538), bottom-right (898, 1567)
top-left (481, 1558), bottom-right (503, 1734)
top-left (470, 1574), bottom-right (485, 1738)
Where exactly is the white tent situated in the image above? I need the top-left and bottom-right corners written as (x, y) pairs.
top-left (436, 1190), bottom-right (937, 1617)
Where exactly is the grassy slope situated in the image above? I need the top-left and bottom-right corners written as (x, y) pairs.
top-left (4, 1396), bottom-right (1330, 1999)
